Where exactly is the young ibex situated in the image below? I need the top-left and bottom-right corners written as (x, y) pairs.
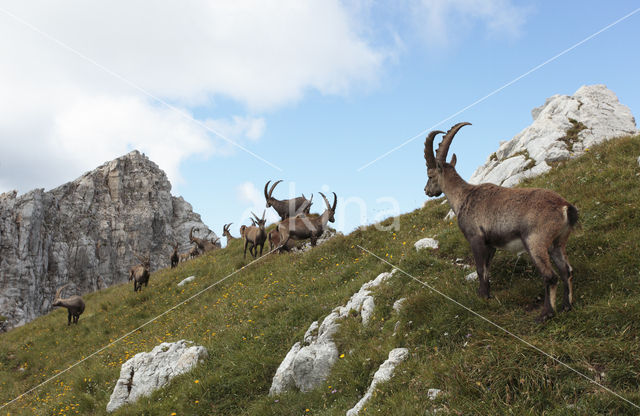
top-left (170, 242), bottom-right (179, 268)
top-left (424, 122), bottom-right (579, 322)
top-left (52, 284), bottom-right (85, 325)
top-left (223, 223), bottom-right (237, 242)
top-left (189, 227), bottom-right (219, 253)
top-left (264, 180), bottom-right (313, 220)
top-left (277, 192), bottom-right (337, 249)
top-left (243, 211), bottom-right (267, 258)
top-left (129, 253), bottom-right (151, 292)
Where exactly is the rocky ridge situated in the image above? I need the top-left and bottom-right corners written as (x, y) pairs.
top-left (0, 151), bottom-right (216, 330)
top-left (469, 84), bottom-right (637, 187)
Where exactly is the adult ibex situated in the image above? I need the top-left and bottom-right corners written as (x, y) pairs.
top-left (52, 284), bottom-right (85, 325)
top-left (243, 211), bottom-right (267, 258)
top-left (223, 223), bottom-right (237, 242)
top-left (189, 227), bottom-right (219, 253)
top-left (129, 253), bottom-right (150, 292)
top-left (424, 122), bottom-right (579, 322)
top-left (264, 180), bottom-right (313, 220)
top-left (277, 192), bottom-right (337, 249)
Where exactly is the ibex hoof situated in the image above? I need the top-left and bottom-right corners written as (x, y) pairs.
top-left (562, 303), bottom-right (572, 313)
top-left (536, 310), bottom-right (555, 323)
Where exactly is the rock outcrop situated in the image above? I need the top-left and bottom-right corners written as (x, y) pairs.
top-left (415, 237), bottom-right (439, 251)
top-left (106, 340), bottom-right (208, 412)
top-left (346, 348), bottom-right (409, 416)
top-left (470, 85), bottom-right (637, 187)
top-left (269, 271), bottom-right (394, 395)
top-left (0, 151), bottom-right (216, 330)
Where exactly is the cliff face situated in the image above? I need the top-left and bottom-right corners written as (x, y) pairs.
top-left (0, 150), bottom-right (216, 330)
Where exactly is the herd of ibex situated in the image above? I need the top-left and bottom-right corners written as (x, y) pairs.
top-left (50, 120), bottom-right (580, 325)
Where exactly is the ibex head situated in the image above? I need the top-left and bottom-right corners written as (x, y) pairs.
top-left (264, 180), bottom-right (282, 208)
top-left (251, 210), bottom-right (267, 228)
top-left (424, 122), bottom-right (470, 197)
top-left (319, 192), bottom-right (337, 223)
top-left (53, 283), bottom-right (70, 307)
top-left (134, 252), bottom-right (150, 269)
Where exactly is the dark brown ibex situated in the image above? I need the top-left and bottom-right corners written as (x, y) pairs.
top-left (243, 211), bottom-right (267, 258)
top-left (424, 122), bottom-right (579, 322)
top-left (277, 192), bottom-right (337, 249)
top-left (170, 242), bottom-right (179, 268)
top-left (223, 223), bottom-right (237, 242)
top-left (52, 284), bottom-right (85, 325)
top-left (264, 180), bottom-right (313, 220)
top-left (129, 253), bottom-right (150, 292)
top-left (189, 227), bottom-right (219, 253)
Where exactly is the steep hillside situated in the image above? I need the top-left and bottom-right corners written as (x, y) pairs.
top-left (1, 135), bottom-right (639, 415)
top-left (0, 150), bottom-right (215, 330)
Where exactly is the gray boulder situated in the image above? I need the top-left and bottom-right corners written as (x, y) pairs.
top-left (269, 271), bottom-right (394, 395)
top-left (106, 340), bottom-right (208, 412)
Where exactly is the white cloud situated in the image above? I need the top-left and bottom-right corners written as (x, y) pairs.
top-left (409, 0), bottom-right (529, 46)
top-left (0, 1), bottom-right (385, 193)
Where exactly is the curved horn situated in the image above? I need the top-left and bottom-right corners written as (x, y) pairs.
top-left (261, 210), bottom-right (266, 221)
top-left (55, 283), bottom-right (70, 300)
top-left (436, 122), bottom-right (471, 162)
top-left (269, 180), bottom-right (283, 197)
top-left (331, 192), bottom-right (337, 211)
top-left (319, 192), bottom-right (331, 210)
top-left (251, 211), bottom-right (259, 221)
top-left (264, 181), bottom-right (271, 200)
top-left (424, 130), bottom-right (445, 169)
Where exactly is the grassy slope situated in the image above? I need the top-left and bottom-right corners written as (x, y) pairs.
top-left (1, 135), bottom-right (639, 416)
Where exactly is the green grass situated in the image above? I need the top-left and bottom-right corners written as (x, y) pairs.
top-left (1, 135), bottom-right (640, 415)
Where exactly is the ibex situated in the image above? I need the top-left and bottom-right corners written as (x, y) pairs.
top-left (189, 227), bottom-right (219, 253)
top-left (52, 284), bottom-right (85, 325)
top-left (277, 192), bottom-right (337, 249)
top-left (243, 211), bottom-right (267, 258)
top-left (268, 228), bottom-right (294, 252)
top-left (223, 223), bottom-right (237, 242)
top-left (129, 253), bottom-right (151, 292)
top-left (264, 180), bottom-right (313, 220)
top-left (170, 242), bottom-right (179, 268)
top-left (424, 122), bottom-right (579, 322)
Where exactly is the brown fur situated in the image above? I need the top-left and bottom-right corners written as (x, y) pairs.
top-left (52, 284), bottom-right (85, 325)
top-left (277, 192), bottom-right (337, 249)
top-left (264, 180), bottom-right (313, 220)
top-left (425, 123), bottom-right (578, 322)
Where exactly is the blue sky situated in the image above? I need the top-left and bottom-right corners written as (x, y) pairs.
top-left (1, 1), bottom-right (639, 240)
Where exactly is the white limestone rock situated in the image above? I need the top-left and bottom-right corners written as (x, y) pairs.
top-left (177, 275), bottom-right (196, 286)
top-left (470, 85), bottom-right (637, 187)
top-left (444, 209), bottom-right (456, 220)
top-left (465, 271), bottom-right (478, 282)
top-left (346, 348), bottom-right (409, 416)
top-left (106, 340), bottom-right (208, 412)
top-left (428, 388), bottom-right (442, 400)
top-left (415, 237), bottom-right (439, 250)
top-left (392, 298), bottom-right (406, 314)
top-left (269, 272), bottom-right (393, 395)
